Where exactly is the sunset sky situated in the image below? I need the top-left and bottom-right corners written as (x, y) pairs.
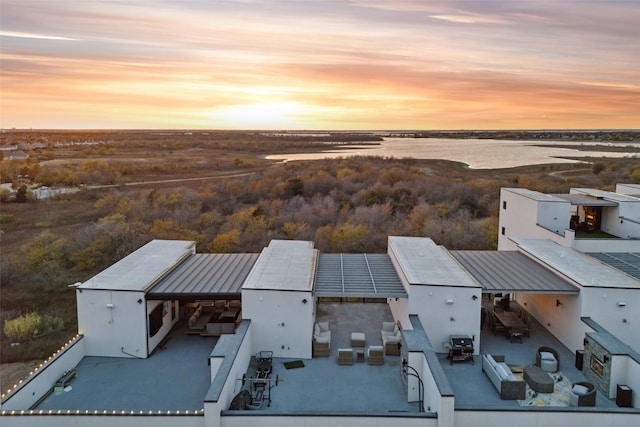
top-left (1, 1), bottom-right (639, 130)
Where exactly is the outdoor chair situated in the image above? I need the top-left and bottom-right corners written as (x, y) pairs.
top-left (569, 382), bottom-right (596, 407)
top-left (492, 313), bottom-right (505, 336)
top-left (535, 346), bottom-right (559, 372)
top-left (522, 316), bottom-right (532, 337)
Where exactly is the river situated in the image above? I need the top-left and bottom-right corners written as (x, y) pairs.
top-left (266, 137), bottom-right (639, 169)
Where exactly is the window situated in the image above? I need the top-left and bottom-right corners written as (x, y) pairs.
top-left (501, 227), bottom-right (506, 235)
top-left (503, 201), bottom-right (507, 210)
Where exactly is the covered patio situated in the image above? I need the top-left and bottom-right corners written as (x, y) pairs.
top-left (439, 299), bottom-right (618, 409)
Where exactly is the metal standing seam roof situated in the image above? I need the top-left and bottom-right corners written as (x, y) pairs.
top-left (314, 254), bottom-right (408, 298)
top-left (587, 252), bottom-right (640, 281)
top-left (148, 253), bottom-right (259, 299)
top-left (450, 251), bottom-right (580, 294)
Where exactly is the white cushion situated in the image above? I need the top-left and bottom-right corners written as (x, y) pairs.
top-left (315, 335), bottom-right (330, 344)
top-left (496, 364), bottom-right (511, 380)
top-left (314, 324), bottom-right (320, 335)
top-left (384, 335), bottom-right (401, 343)
top-left (540, 351), bottom-right (556, 361)
top-left (572, 384), bottom-right (589, 395)
top-left (318, 322), bottom-right (330, 332)
top-left (486, 355), bottom-right (498, 369)
top-left (393, 325), bottom-right (400, 335)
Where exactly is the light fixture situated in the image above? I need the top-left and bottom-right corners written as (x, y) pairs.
top-left (472, 295), bottom-right (478, 300)
top-left (616, 301), bottom-right (626, 307)
top-left (556, 299), bottom-right (562, 307)
top-left (302, 298), bottom-right (308, 304)
top-left (137, 299), bottom-right (143, 304)
top-left (106, 303), bottom-right (115, 309)
top-left (446, 299), bottom-right (454, 305)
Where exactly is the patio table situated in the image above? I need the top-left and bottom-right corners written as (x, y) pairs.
top-left (494, 311), bottom-right (526, 333)
top-left (523, 365), bottom-right (554, 393)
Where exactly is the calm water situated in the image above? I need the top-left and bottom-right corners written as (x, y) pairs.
top-left (266, 138), bottom-right (638, 169)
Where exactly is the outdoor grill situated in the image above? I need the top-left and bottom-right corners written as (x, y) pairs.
top-left (447, 335), bottom-right (474, 364)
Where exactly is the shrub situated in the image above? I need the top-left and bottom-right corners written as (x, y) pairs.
top-left (3, 312), bottom-right (64, 343)
top-left (0, 213), bottom-right (15, 224)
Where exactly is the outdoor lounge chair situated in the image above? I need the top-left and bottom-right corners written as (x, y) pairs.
top-left (535, 346), bottom-right (559, 372)
top-left (381, 321), bottom-right (402, 355)
top-left (569, 382), bottom-right (596, 406)
top-left (313, 322), bottom-right (331, 357)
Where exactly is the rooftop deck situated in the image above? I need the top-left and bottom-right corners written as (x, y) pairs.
top-left (35, 300), bottom-right (620, 414)
top-left (236, 301), bottom-right (417, 414)
top-left (36, 324), bottom-right (216, 412)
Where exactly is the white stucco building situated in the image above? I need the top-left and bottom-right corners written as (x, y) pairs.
top-left (2, 184), bottom-right (639, 427)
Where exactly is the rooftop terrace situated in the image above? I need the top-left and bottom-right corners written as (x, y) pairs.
top-left (34, 300), bottom-right (621, 414)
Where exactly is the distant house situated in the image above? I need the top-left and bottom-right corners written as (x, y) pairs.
top-left (4, 150), bottom-right (28, 160)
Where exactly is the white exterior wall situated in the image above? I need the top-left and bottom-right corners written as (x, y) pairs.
top-left (573, 238), bottom-right (640, 252)
top-left (387, 297), bottom-right (411, 329)
top-left (536, 200), bottom-right (571, 235)
top-left (242, 289), bottom-right (313, 359)
top-left (498, 189), bottom-right (572, 250)
top-left (0, 336), bottom-right (85, 411)
top-left (0, 415), bottom-right (204, 427)
top-left (513, 293), bottom-right (587, 354)
top-left (626, 357), bottom-right (640, 408)
top-left (147, 300), bottom-right (179, 355)
top-left (610, 355), bottom-right (628, 399)
top-left (409, 285), bottom-right (481, 354)
top-left (499, 189), bottom-right (537, 250)
top-left (598, 204), bottom-right (640, 239)
top-left (77, 289), bottom-right (148, 358)
top-left (615, 201), bottom-right (640, 237)
top-left (581, 287), bottom-right (640, 353)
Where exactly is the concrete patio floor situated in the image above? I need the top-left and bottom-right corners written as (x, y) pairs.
top-left (234, 301), bottom-right (419, 414)
top-left (34, 299), bottom-right (622, 414)
top-left (439, 301), bottom-right (618, 409)
top-left (35, 324), bottom-right (217, 412)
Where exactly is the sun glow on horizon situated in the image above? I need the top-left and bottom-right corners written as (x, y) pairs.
top-left (208, 102), bottom-right (314, 129)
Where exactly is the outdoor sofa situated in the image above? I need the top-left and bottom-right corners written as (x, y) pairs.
top-left (481, 354), bottom-right (526, 400)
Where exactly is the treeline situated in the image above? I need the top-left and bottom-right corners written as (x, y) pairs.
top-left (4, 157), bottom-right (505, 283)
